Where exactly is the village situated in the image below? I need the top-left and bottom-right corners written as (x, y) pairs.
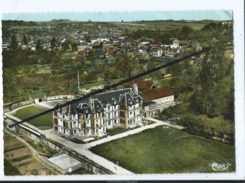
top-left (2, 19), bottom-right (235, 175)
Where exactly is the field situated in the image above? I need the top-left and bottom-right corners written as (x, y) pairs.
top-left (14, 105), bottom-right (53, 129)
top-left (4, 159), bottom-right (21, 176)
top-left (4, 131), bottom-right (57, 175)
top-left (91, 126), bottom-right (235, 173)
top-left (115, 21), bottom-right (207, 31)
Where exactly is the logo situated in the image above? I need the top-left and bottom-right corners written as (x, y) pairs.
top-left (211, 162), bottom-right (231, 171)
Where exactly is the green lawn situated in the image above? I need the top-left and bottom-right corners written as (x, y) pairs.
top-left (91, 126), bottom-right (235, 174)
top-left (107, 127), bottom-right (129, 136)
top-left (14, 106), bottom-right (53, 128)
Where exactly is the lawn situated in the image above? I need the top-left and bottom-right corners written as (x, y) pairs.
top-left (91, 126), bottom-right (235, 174)
top-left (107, 127), bottom-right (129, 136)
top-left (14, 106), bottom-right (53, 128)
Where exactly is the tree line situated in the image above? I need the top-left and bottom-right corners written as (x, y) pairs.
top-left (160, 41), bottom-right (234, 144)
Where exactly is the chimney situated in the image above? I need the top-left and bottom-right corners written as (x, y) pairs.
top-left (89, 97), bottom-right (94, 110)
top-left (133, 83), bottom-right (138, 94)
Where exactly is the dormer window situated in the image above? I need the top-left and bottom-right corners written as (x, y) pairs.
top-left (128, 99), bottom-right (132, 105)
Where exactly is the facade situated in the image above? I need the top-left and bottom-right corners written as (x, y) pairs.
top-left (53, 87), bottom-right (143, 138)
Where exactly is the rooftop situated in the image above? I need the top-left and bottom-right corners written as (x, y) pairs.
top-left (141, 86), bottom-right (174, 101)
top-left (48, 154), bottom-right (82, 172)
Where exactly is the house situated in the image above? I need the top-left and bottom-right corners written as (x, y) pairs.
top-left (141, 86), bottom-right (175, 115)
top-left (142, 100), bottom-right (156, 118)
top-left (149, 47), bottom-right (163, 58)
top-left (53, 87), bottom-right (143, 139)
top-left (124, 80), bottom-right (175, 117)
top-left (172, 39), bottom-right (180, 49)
top-left (141, 86), bottom-right (174, 104)
top-left (74, 50), bottom-right (86, 62)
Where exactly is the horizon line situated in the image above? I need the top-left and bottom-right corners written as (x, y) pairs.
top-left (2, 11), bottom-right (233, 22)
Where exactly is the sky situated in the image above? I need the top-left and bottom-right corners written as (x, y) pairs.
top-left (2, 10), bottom-right (232, 22)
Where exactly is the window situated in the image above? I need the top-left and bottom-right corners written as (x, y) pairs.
top-left (86, 113), bottom-right (89, 119)
top-left (108, 120), bottom-right (111, 126)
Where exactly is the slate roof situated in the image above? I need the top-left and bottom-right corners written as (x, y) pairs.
top-left (92, 88), bottom-right (131, 107)
top-left (77, 103), bottom-right (91, 114)
top-left (141, 86), bottom-right (174, 101)
top-left (66, 97), bottom-right (89, 114)
top-left (91, 99), bottom-right (104, 113)
top-left (119, 92), bottom-right (136, 106)
top-left (64, 88), bottom-right (135, 114)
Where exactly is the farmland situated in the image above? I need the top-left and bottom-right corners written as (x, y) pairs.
top-left (115, 20), bottom-right (207, 31)
top-left (4, 131), bottom-right (57, 175)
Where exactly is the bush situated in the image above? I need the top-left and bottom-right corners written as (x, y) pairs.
top-left (177, 114), bottom-right (234, 145)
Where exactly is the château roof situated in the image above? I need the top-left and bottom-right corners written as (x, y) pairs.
top-left (63, 88), bottom-right (142, 115)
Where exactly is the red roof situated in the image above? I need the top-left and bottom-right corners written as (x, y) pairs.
top-left (124, 80), bottom-right (155, 91)
top-left (141, 86), bottom-right (174, 100)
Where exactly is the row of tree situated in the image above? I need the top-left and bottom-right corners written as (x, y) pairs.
top-left (160, 40), bottom-right (234, 144)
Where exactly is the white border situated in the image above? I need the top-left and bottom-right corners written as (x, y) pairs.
top-left (0, 0), bottom-right (244, 181)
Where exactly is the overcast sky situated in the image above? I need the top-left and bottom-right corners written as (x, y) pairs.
top-left (3, 10), bottom-right (232, 22)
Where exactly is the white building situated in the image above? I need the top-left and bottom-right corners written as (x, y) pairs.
top-left (53, 87), bottom-right (143, 139)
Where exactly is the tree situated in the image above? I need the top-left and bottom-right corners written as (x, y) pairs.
top-left (36, 39), bottom-right (43, 51)
top-left (190, 45), bottom-right (234, 118)
top-left (61, 40), bottom-right (70, 51)
top-left (115, 53), bottom-right (137, 78)
top-left (71, 42), bottom-right (78, 51)
top-left (181, 26), bottom-right (193, 39)
top-left (23, 35), bottom-right (28, 45)
top-left (10, 35), bottom-right (18, 50)
top-left (50, 37), bottom-right (57, 49)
